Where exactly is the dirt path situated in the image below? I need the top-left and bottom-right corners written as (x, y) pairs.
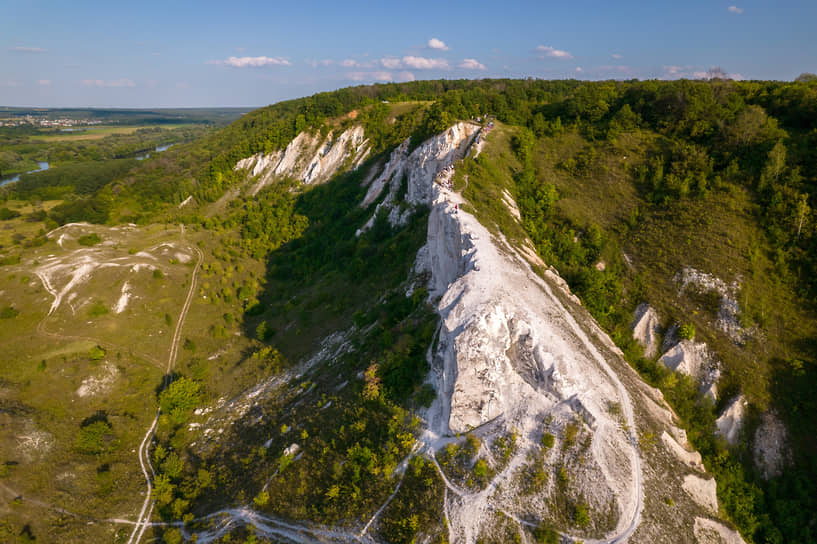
top-left (127, 242), bottom-right (203, 544)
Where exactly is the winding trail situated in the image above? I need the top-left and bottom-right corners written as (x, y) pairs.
top-left (127, 240), bottom-right (203, 544)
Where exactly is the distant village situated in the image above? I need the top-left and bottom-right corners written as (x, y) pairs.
top-left (0, 116), bottom-right (105, 128)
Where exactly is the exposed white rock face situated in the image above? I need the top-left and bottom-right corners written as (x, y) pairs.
top-left (694, 517), bottom-right (748, 544)
top-left (675, 267), bottom-right (751, 345)
top-left (659, 340), bottom-right (708, 375)
top-left (662, 430), bottom-right (704, 471)
top-left (400, 129), bottom-right (643, 543)
top-left (658, 340), bottom-right (720, 401)
top-left (631, 303), bottom-right (662, 358)
top-left (358, 122), bottom-right (479, 234)
top-left (753, 411), bottom-right (789, 479)
top-left (76, 362), bottom-right (119, 397)
top-left (233, 126), bottom-right (369, 195)
top-left (682, 474), bottom-right (718, 514)
top-left (716, 395), bottom-right (748, 445)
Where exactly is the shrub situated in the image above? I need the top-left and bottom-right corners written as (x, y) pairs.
top-left (77, 233), bottom-right (101, 246)
top-left (159, 377), bottom-right (202, 425)
top-left (88, 301), bottom-right (109, 317)
top-left (679, 323), bottom-right (696, 340)
top-left (160, 451), bottom-right (184, 480)
top-left (574, 502), bottom-right (591, 527)
top-left (76, 420), bottom-right (114, 454)
top-left (541, 432), bottom-right (555, 449)
top-left (89, 345), bottom-right (106, 360)
top-left (473, 458), bottom-right (489, 480)
top-left (533, 522), bottom-right (559, 544)
top-left (0, 207), bottom-right (21, 220)
top-left (153, 268), bottom-right (164, 279)
top-left (256, 320), bottom-right (273, 341)
top-left (253, 491), bottom-right (270, 507)
top-left (0, 305), bottom-right (19, 319)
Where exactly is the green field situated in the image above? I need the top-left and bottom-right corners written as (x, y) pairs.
top-left (30, 124), bottom-right (196, 142)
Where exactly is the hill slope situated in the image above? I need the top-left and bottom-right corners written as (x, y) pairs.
top-left (1, 79), bottom-right (816, 543)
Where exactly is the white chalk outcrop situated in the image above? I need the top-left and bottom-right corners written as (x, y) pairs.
top-left (631, 303), bottom-right (662, 358)
top-left (658, 340), bottom-right (720, 401)
top-left (373, 125), bottom-right (644, 543)
top-left (715, 395), bottom-right (748, 445)
top-left (694, 517), bottom-right (747, 544)
top-left (358, 122), bottom-right (480, 234)
top-left (234, 125), bottom-right (369, 195)
top-left (662, 430), bottom-right (705, 471)
top-left (753, 411), bottom-right (789, 479)
top-left (675, 267), bottom-right (751, 345)
top-left (683, 474), bottom-right (719, 514)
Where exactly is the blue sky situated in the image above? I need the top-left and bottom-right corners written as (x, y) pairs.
top-left (2, 0), bottom-right (816, 108)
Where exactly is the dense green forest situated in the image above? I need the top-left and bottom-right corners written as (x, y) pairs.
top-left (2, 77), bottom-right (816, 542)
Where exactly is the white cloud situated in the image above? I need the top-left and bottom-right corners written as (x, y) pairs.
top-left (402, 56), bottom-right (449, 69)
top-left (428, 38), bottom-right (449, 51)
top-left (381, 57), bottom-right (402, 69)
top-left (37, 79), bottom-right (51, 86)
top-left (347, 70), bottom-right (415, 83)
top-left (340, 58), bottom-right (376, 68)
top-left (11, 46), bottom-right (47, 53)
top-left (576, 66), bottom-right (583, 72)
top-left (396, 71), bottom-right (415, 82)
top-left (660, 65), bottom-right (741, 81)
top-left (82, 79), bottom-right (136, 88)
top-left (0, 80), bottom-right (22, 87)
top-left (306, 59), bottom-right (334, 68)
top-left (597, 65), bottom-right (636, 76)
top-left (611, 53), bottom-right (623, 60)
top-left (348, 71), bottom-right (394, 82)
top-left (536, 45), bottom-right (573, 59)
top-left (209, 56), bottom-right (291, 68)
top-left (728, 5), bottom-right (743, 14)
top-left (458, 58), bottom-right (486, 70)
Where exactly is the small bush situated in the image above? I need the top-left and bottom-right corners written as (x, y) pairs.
top-left (541, 432), bottom-right (555, 449)
top-left (0, 207), bottom-right (21, 220)
top-left (574, 502), bottom-right (591, 527)
top-left (253, 491), bottom-right (270, 507)
top-left (159, 377), bottom-right (202, 425)
top-left (76, 420), bottom-right (114, 454)
top-left (679, 323), bottom-right (696, 340)
top-left (0, 305), bottom-right (19, 319)
top-left (89, 345), bottom-right (106, 360)
top-left (153, 268), bottom-right (164, 279)
top-left (533, 522), bottom-right (559, 544)
top-left (256, 320), bottom-right (273, 341)
top-left (77, 233), bottom-right (102, 246)
top-left (88, 301), bottom-right (109, 317)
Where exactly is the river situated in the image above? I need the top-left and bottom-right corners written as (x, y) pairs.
top-left (0, 143), bottom-right (175, 187)
top-left (0, 161), bottom-right (50, 187)
top-left (135, 143), bottom-right (174, 161)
